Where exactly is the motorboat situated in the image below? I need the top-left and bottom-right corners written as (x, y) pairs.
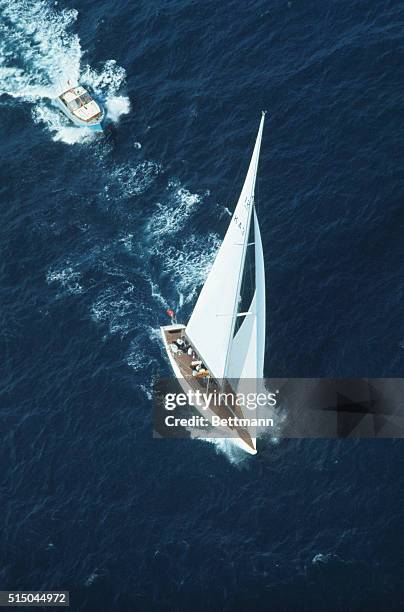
top-left (54, 83), bottom-right (103, 132)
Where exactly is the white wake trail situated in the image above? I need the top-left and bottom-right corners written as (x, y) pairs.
top-left (0, 0), bottom-right (130, 143)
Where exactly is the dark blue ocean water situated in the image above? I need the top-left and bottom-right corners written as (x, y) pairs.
top-left (1, 0), bottom-right (403, 609)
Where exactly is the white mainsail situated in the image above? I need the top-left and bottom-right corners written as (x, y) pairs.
top-left (186, 112), bottom-right (266, 381)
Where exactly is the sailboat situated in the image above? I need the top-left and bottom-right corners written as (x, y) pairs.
top-left (161, 112), bottom-right (266, 454)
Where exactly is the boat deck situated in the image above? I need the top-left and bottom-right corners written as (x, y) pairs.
top-left (162, 327), bottom-right (256, 452)
top-left (163, 327), bottom-right (207, 382)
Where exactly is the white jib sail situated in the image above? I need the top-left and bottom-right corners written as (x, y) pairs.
top-left (226, 210), bottom-right (266, 381)
top-left (186, 112), bottom-right (266, 381)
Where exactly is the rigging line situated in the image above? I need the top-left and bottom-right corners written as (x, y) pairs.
top-left (255, 111), bottom-right (268, 215)
top-left (223, 119), bottom-right (261, 216)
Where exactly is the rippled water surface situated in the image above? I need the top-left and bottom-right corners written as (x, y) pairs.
top-left (0, 0), bottom-right (403, 609)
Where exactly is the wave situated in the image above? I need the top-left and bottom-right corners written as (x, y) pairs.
top-left (144, 180), bottom-right (220, 306)
top-left (158, 233), bottom-right (220, 307)
top-left (126, 327), bottom-right (160, 373)
top-left (0, 0), bottom-right (81, 101)
top-left (32, 103), bottom-right (96, 145)
top-left (146, 180), bottom-right (209, 240)
top-left (145, 277), bottom-right (170, 310)
top-left (104, 161), bottom-right (162, 201)
top-left (46, 264), bottom-right (83, 297)
top-left (198, 438), bottom-right (252, 466)
top-left (104, 95), bottom-right (131, 123)
top-left (0, 0), bottom-right (129, 142)
top-left (90, 282), bottom-right (138, 339)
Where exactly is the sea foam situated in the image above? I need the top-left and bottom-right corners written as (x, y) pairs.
top-left (0, 0), bottom-right (129, 143)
